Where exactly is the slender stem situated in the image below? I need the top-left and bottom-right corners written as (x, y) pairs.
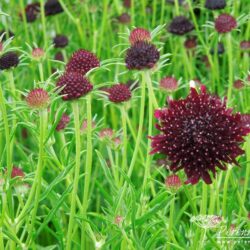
top-left (26, 109), bottom-right (47, 246)
top-left (66, 102), bottom-right (81, 250)
top-left (120, 105), bottom-right (128, 185)
top-left (167, 196), bottom-right (175, 250)
top-left (115, 72), bottom-right (146, 214)
top-left (200, 183), bottom-right (207, 215)
top-left (81, 94), bottom-right (93, 248)
top-left (226, 33), bottom-right (234, 102)
top-left (222, 167), bottom-right (231, 218)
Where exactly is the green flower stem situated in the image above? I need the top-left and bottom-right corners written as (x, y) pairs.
top-left (167, 196), bottom-right (175, 250)
top-left (226, 33), bottom-right (234, 102)
top-left (222, 167), bottom-right (231, 218)
top-left (26, 109), bottom-right (47, 246)
top-left (39, 0), bottom-right (47, 49)
top-left (174, 0), bottom-right (180, 15)
top-left (38, 62), bottom-right (44, 82)
top-left (107, 146), bottom-right (119, 187)
top-left (200, 183), bottom-right (207, 215)
top-left (120, 105), bottom-right (128, 185)
top-left (66, 101), bottom-right (81, 250)
top-left (81, 94), bottom-right (93, 248)
top-left (208, 182), bottom-right (216, 215)
top-left (142, 71), bottom-right (153, 193)
top-left (115, 72), bottom-right (146, 214)
top-left (0, 83), bottom-right (15, 246)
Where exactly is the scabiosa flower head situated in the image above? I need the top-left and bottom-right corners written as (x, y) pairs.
top-left (54, 51), bottom-right (64, 62)
top-left (240, 41), bottom-right (250, 51)
top-left (66, 49), bottom-right (100, 75)
top-left (160, 76), bottom-right (178, 92)
top-left (26, 88), bottom-right (49, 108)
top-left (123, 0), bottom-right (131, 8)
top-left (107, 84), bottom-right (132, 103)
top-left (210, 42), bottom-right (225, 55)
top-left (56, 113), bottom-right (70, 131)
top-left (215, 14), bottom-right (237, 33)
top-left (150, 86), bottom-right (250, 185)
top-left (184, 37), bottom-right (197, 49)
top-left (165, 174), bottom-right (182, 192)
top-left (125, 41), bottom-right (160, 70)
top-left (115, 215), bottom-right (123, 225)
top-left (45, 0), bottom-right (63, 16)
top-left (129, 28), bottom-right (151, 45)
top-left (11, 167), bottom-right (25, 179)
top-left (24, 2), bottom-right (40, 22)
top-left (32, 48), bottom-right (45, 60)
top-left (0, 52), bottom-right (19, 70)
top-left (240, 115), bottom-right (250, 129)
top-left (205, 0), bottom-right (226, 10)
top-left (56, 72), bottom-right (93, 101)
top-left (233, 79), bottom-right (244, 89)
top-left (168, 16), bottom-right (194, 35)
top-left (117, 13), bottom-right (131, 24)
top-left (53, 34), bottom-right (68, 48)
top-left (81, 119), bottom-right (95, 133)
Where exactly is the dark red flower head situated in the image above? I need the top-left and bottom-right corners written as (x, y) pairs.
top-left (129, 28), bottom-right (151, 45)
top-left (160, 76), bottom-right (178, 92)
top-left (107, 84), bottom-right (132, 103)
top-left (125, 41), bottom-right (160, 70)
top-left (0, 52), bottom-right (19, 70)
top-left (56, 113), bottom-right (70, 131)
top-left (26, 88), bottom-right (49, 108)
top-left (32, 48), bottom-right (45, 59)
top-left (205, 0), bottom-right (226, 10)
top-left (233, 80), bottom-right (244, 90)
top-left (215, 14), bottom-right (237, 33)
top-left (24, 3), bottom-right (40, 22)
top-left (45, 0), bottom-right (63, 16)
top-left (123, 0), bottom-right (131, 8)
top-left (66, 49), bottom-right (100, 75)
top-left (117, 13), bottom-right (131, 24)
top-left (168, 16), bottom-right (194, 35)
top-left (184, 37), bottom-right (197, 49)
top-left (150, 86), bottom-right (250, 185)
top-left (57, 72), bottom-right (93, 101)
top-left (240, 41), bottom-right (250, 51)
top-left (53, 34), bottom-right (68, 48)
top-left (54, 51), bottom-right (64, 62)
top-left (11, 167), bottom-right (25, 179)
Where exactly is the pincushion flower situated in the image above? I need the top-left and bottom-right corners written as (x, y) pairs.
top-left (56, 72), bottom-right (93, 101)
top-left (0, 52), bottom-right (19, 70)
top-left (26, 88), bottom-right (49, 109)
top-left (125, 41), bottom-right (160, 70)
top-left (150, 86), bottom-right (250, 185)
top-left (205, 0), bottom-right (226, 10)
top-left (107, 84), bottom-right (132, 103)
top-left (168, 16), bottom-right (194, 36)
top-left (66, 49), bottom-right (100, 75)
top-left (129, 28), bottom-right (151, 45)
top-left (215, 14), bottom-right (237, 33)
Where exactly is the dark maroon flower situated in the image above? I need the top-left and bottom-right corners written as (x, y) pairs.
top-left (123, 0), bottom-right (131, 8)
top-left (160, 76), bottom-right (178, 92)
top-left (125, 41), bottom-right (160, 70)
top-left (240, 115), bottom-right (250, 129)
top-left (117, 13), bottom-right (131, 24)
top-left (240, 41), bottom-right (250, 51)
top-left (56, 113), bottom-right (70, 131)
top-left (168, 16), bottom-right (194, 35)
top-left (54, 51), bottom-right (64, 62)
top-left (45, 0), bottom-right (63, 16)
top-left (210, 42), bottom-right (225, 55)
top-left (107, 84), bottom-right (132, 103)
top-left (66, 49), bottom-right (100, 75)
top-left (24, 3), bottom-right (40, 22)
top-left (233, 80), bottom-right (244, 89)
top-left (165, 174), bottom-right (182, 191)
top-left (184, 37), bottom-right (197, 49)
top-left (129, 28), bottom-right (151, 45)
top-left (205, 0), bottom-right (226, 10)
top-left (53, 34), bottom-right (68, 48)
top-left (26, 88), bottom-right (49, 108)
top-left (11, 167), bottom-right (25, 179)
top-left (215, 14), bottom-right (237, 33)
top-left (99, 128), bottom-right (114, 139)
top-left (0, 30), bottom-right (14, 41)
top-left (150, 86), bottom-right (250, 185)
top-left (57, 72), bottom-right (93, 101)
top-left (0, 52), bottom-right (19, 70)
